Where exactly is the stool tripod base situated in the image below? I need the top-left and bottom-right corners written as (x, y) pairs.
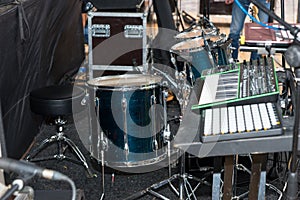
top-left (25, 119), bottom-right (96, 178)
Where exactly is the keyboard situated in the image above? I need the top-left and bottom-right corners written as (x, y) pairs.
top-left (200, 102), bottom-right (282, 142)
top-left (244, 22), bottom-right (300, 47)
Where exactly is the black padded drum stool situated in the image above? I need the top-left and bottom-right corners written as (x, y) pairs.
top-left (25, 84), bottom-right (94, 177)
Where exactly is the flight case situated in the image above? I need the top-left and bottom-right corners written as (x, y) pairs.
top-left (87, 10), bottom-right (148, 78)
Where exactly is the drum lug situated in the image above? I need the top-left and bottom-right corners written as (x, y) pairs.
top-left (121, 97), bottom-right (129, 155)
top-left (98, 133), bottom-right (108, 152)
top-left (151, 94), bottom-right (156, 105)
top-left (121, 97), bottom-right (127, 112)
top-left (102, 137), bottom-right (108, 151)
top-left (153, 139), bottom-right (158, 151)
top-left (124, 142), bottom-right (129, 163)
top-left (163, 124), bottom-right (171, 143)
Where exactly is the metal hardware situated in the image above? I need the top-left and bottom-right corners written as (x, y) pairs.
top-left (92, 24), bottom-right (110, 38)
top-left (124, 25), bottom-right (143, 38)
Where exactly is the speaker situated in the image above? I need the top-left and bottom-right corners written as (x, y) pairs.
top-left (89, 0), bottom-right (144, 11)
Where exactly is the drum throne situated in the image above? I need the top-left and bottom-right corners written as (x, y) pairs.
top-left (25, 84), bottom-right (94, 177)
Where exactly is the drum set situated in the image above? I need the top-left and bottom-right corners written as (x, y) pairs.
top-left (84, 19), bottom-right (233, 199)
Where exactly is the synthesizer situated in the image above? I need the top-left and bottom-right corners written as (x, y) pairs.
top-left (200, 102), bottom-right (282, 142)
top-left (244, 22), bottom-right (300, 47)
top-left (192, 57), bottom-right (279, 110)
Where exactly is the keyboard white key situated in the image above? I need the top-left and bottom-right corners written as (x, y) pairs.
top-left (228, 106), bottom-right (237, 133)
top-left (251, 104), bottom-right (263, 131)
top-left (243, 105), bottom-right (254, 131)
top-left (259, 103), bottom-right (271, 130)
top-left (236, 106), bottom-right (246, 132)
top-left (212, 108), bottom-right (221, 135)
top-left (266, 102), bottom-right (279, 126)
top-left (220, 107), bottom-right (229, 134)
top-left (204, 109), bottom-right (213, 136)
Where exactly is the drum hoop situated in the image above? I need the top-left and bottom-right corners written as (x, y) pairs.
top-left (175, 29), bottom-right (202, 39)
top-left (170, 45), bottom-right (204, 53)
top-left (208, 35), bottom-right (226, 44)
top-left (170, 38), bottom-right (205, 53)
top-left (91, 84), bottom-right (160, 91)
top-left (87, 74), bottom-right (162, 91)
top-left (104, 153), bottom-right (167, 168)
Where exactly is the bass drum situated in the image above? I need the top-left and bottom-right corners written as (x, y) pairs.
top-left (87, 74), bottom-right (168, 172)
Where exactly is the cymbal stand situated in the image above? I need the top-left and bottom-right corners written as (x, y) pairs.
top-left (202, 31), bottom-right (216, 69)
top-left (172, 0), bottom-right (185, 31)
top-left (170, 54), bottom-right (191, 116)
top-left (178, 63), bottom-right (191, 115)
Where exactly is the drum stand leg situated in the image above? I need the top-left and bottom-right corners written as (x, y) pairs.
top-left (99, 130), bottom-right (105, 200)
top-left (92, 96), bottom-right (105, 200)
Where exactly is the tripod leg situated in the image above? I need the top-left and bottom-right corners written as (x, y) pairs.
top-left (184, 177), bottom-right (197, 200)
top-left (64, 137), bottom-right (95, 178)
top-left (25, 135), bottom-right (58, 160)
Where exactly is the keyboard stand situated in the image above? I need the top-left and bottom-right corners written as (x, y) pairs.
top-left (249, 154), bottom-right (267, 199)
top-left (239, 45), bottom-right (287, 55)
top-left (212, 154), bottom-right (282, 200)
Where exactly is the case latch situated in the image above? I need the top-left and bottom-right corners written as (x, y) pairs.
top-left (124, 25), bottom-right (143, 38)
top-left (92, 24), bottom-right (110, 38)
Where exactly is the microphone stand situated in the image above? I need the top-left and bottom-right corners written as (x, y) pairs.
top-left (249, 0), bottom-right (300, 199)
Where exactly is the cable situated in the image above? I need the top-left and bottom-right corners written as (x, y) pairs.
top-left (0, 158), bottom-right (77, 200)
top-left (234, 0), bottom-right (281, 30)
top-left (64, 176), bottom-right (77, 200)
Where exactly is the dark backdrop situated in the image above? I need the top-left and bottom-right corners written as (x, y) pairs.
top-left (0, 0), bottom-right (84, 159)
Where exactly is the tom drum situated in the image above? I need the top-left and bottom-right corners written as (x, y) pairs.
top-left (87, 74), bottom-right (167, 171)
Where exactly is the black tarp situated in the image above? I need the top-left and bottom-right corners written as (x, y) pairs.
top-left (0, 0), bottom-right (84, 158)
